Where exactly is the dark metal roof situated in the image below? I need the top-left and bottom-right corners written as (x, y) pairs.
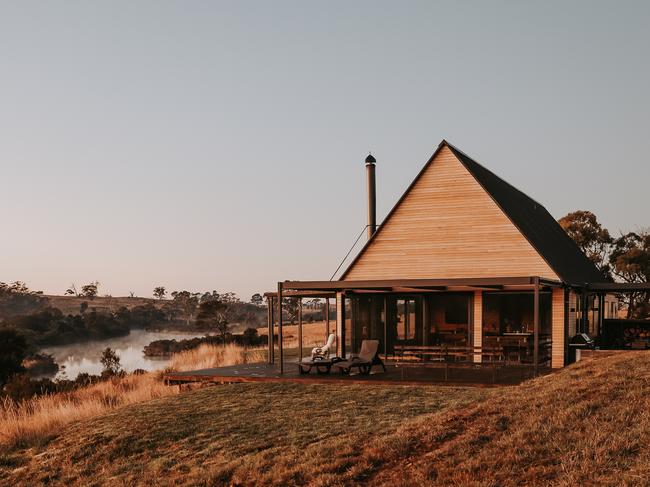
top-left (587, 282), bottom-right (650, 292)
top-left (341, 140), bottom-right (607, 285)
top-left (445, 142), bottom-right (607, 285)
top-left (365, 154), bottom-right (376, 164)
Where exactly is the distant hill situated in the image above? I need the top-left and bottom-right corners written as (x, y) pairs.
top-left (45, 295), bottom-right (163, 315)
top-left (1, 351), bottom-right (648, 485)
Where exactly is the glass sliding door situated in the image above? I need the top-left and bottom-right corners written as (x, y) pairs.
top-left (427, 293), bottom-right (472, 346)
top-left (396, 297), bottom-right (423, 346)
top-left (482, 291), bottom-right (552, 363)
top-left (351, 295), bottom-right (386, 355)
top-left (382, 295), bottom-right (424, 356)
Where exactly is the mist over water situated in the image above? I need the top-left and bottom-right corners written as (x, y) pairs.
top-left (42, 329), bottom-right (204, 379)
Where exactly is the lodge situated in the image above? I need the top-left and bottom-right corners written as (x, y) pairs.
top-left (263, 140), bottom-right (632, 377)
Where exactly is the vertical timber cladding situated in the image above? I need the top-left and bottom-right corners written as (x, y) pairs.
top-left (343, 145), bottom-right (559, 281)
top-left (551, 288), bottom-right (565, 369)
top-left (473, 291), bottom-right (482, 363)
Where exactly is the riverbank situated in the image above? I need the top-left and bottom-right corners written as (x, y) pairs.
top-left (41, 330), bottom-right (206, 379)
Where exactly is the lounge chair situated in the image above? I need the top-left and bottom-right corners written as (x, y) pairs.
top-left (333, 340), bottom-right (386, 375)
top-left (297, 334), bottom-right (339, 375)
top-left (310, 333), bottom-right (335, 360)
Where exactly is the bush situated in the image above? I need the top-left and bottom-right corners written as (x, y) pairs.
top-left (3, 308), bottom-right (130, 347)
top-left (0, 329), bottom-right (29, 387)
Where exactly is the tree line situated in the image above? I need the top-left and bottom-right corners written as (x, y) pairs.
top-left (559, 210), bottom-right (649, 318)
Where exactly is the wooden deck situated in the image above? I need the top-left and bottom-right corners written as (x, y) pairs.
top-left (164, 362), bottom-right (551, 387)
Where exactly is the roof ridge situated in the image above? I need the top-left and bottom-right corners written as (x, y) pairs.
top-left (341, 140), bottom-right (606, 283)
top-left (442, 140), bottom-right (547, 210)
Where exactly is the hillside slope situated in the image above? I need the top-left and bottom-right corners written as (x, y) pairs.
top-left (1, 352), bottom-right (649, 486)
top-left (45, 295), bottom-right (161, 315)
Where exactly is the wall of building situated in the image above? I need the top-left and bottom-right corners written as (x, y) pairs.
top-left (344, 146), bottom-right (559, 281)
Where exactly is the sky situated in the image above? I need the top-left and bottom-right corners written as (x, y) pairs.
top-left (1, 1), bottom-right (648, 300)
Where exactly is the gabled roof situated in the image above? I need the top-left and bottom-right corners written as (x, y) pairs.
top-left (341, 140), bottom-right (607, 284)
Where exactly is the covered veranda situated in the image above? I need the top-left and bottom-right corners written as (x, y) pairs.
top-left (264, 276), bottom-right (564, 379)
top-left (587, 282), bottom-right (650, 348)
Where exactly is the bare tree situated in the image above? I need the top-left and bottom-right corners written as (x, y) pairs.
top-left (65, 283), bottom-right (79, 296)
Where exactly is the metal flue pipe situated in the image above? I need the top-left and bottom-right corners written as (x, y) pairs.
top-left (365, 153), bottom-right (376, 240)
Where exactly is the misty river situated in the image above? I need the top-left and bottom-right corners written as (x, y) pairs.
top-left (41, 329), bottom-right (205, 380)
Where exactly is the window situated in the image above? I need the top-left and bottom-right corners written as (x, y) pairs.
top-left (428, 294), bottom-right (471, 346)
top-left (482, 292), bottom-right (552, 336)
top-left (396, 299), bottom-right (416, 340)
top-left (445, 295), bottom-right (469, 324)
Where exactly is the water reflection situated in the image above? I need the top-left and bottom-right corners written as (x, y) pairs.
top-left (42, 329), bottom-right (204, 379)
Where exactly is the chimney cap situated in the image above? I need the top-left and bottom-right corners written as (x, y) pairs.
top-left (365, 153), bottom-right (376, 164)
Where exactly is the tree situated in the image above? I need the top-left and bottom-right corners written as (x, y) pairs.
top-left (65, 283), bottom-right (78, 296)
top-left (609, 230), bottom-right (650, 318)
top-left (282, 297), bottom-right (299, 325)
top-left (170, 290), bottom-right (201, 326)
top-left (0, 281), bottom-right (46, 317)
top-left (153, 286), bottom-right (167, 300)
top-left (243, 311), bottom-right (260, 329)
top-left (250, 293), bottom-right (264, 306)
top-left (81, 281), bottom-right (100, 300)
top-left (100, 347), bottom-right (122, 377)
top-left (195, 300), bottom-right (230, 340)
top-left (559, 210), bottom-right (612, 276)
top-left (242, 327), bottom-right (259, 346)
top-left (200, 290), bottom-right (220, 303)
top-left (195, 292), bottom-right (241, 342)
top-left (0, 328), bottom-right (29, 386)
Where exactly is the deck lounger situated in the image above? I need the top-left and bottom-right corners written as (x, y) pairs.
top-left (311, 333), bottom-right (336, 360)
top-left (333, 339), bottom-right (386, 375)
top-left (297, 356), bottom-right (340, 374)
top-left (297, 334), bottom-right (339, 374)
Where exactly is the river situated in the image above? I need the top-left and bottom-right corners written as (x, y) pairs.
top-left (41, 329), bottom-right (205, 379)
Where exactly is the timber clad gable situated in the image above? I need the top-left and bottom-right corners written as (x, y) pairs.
top-left (343, 145), bottom-right (559, 281)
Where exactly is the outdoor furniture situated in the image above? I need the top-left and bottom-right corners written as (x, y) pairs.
top-left (333, 340), bottom-right (386, 375)
top-left (297, 356), bottom-right (342, 375)
top-left (310, 333), bottom-right (336, 360)
top-left (394, 344), bottom-right (507, 382)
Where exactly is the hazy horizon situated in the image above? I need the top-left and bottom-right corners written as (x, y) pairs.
top-left (1, 1), bottom-right (649, 300)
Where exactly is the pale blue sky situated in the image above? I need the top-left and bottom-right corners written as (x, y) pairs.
top-left (1, 1), bottom-right (648, 299)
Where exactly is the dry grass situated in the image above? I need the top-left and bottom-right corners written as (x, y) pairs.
top-left (45, 295), bottom-right (161, 315)
top-left (167, 343), bottom-right (266, 372)
top-left (2, 351), bottom-right (649, 486)
top-left (0, 382), bottom-right (486, 486)
top-left (258, 320), bottom-right (332, 349)
top-left (0, 373), bottom-right (175, 450)
top-left (0, 344), bottom-right (264, 451)
top-left (365, 351), bottom-right (650, 486)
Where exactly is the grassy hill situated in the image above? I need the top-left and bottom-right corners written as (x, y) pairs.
top-left (2, 351), bottom-right (649, 486)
